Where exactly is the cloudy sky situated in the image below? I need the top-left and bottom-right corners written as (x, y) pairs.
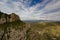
top-left (0, 0), bottom-right (60, 21)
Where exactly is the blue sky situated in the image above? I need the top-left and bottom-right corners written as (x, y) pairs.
top-left (0, 0), bottom-right (60, 21)
top-left (29, 0), bottom-right (43, 6)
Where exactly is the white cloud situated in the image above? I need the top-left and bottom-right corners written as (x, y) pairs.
top-left (0, 0), bottom-right (60, 21)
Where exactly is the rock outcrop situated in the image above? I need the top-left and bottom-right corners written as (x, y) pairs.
top-left (0, 12), bottom-right (8, 24)
top-left (0, 11), bottom-right (31, 40)
top-left (9, 13), bottom-right (20, 22)
top-left (0, 11), bottom-right (20, 24)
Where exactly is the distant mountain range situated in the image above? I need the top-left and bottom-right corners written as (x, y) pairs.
top-left (23, 20), bottom-right (60, 23)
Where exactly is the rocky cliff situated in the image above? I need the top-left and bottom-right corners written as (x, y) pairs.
top-left (0, 11), bottom-right (31, 40)
top-left (0, 12), bottom-right (20, 24)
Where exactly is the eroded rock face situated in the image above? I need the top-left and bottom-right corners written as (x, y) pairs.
top-left (0, 12), bottom-right (8, 24)
top-left (9, 13), bottom-right (20, 22)
top-left (0, 12), bottom-right (20, 24)
top-left (0, 11), bottom-right (31, 40)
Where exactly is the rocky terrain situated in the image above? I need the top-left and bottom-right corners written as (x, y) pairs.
top-left (0, 11), bottom-right (20, 24)
top-left (0, 11), bottom-right (60, 40)
top-left (0, 11), bottom-right (30, 40)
